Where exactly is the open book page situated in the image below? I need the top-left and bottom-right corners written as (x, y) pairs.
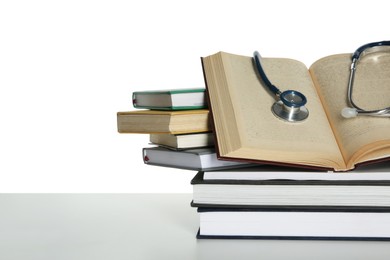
top-left (310, 53), bottom-right (390, 169)
top-left (203, 52), bottom-right (345, 170)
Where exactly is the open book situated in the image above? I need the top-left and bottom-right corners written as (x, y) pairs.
top-left (201, 51), bottom-right (390, 171)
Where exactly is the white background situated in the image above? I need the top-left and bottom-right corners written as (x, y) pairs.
top-left (0, 0), bottom-right (388, 192)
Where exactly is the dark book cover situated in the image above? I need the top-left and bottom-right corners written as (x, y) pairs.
top-left (191, 171), bottom-right (390, 186)
top-left (196, 207), bottom-right (390, 241)
top-left (190, 171), bottom-right (390, 208)
top-left (196, 229), bottom-right (390, 241)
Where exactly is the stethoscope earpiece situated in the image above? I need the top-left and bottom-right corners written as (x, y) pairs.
top-left (341, 107), bottom-right (358, 118)
top-left (253, 52), bottom-right (309, 122)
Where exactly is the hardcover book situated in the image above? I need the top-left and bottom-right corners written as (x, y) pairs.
top-left (196, 207), bottom-right (390, 240)
top-left (143, 147), bottom-right (252, 171)
top-left (202, 162), bottom-right (390, 180)
top-left (149, 132), bottom-right (214, 149)
top-left (201, 51), bottom-right (390, 171)
top-left (132, 88), bottom-right (206, 110)
top-left (191, 169), bottom-right (390, 208)
top-left (117, 109), bottom-right (210, 134)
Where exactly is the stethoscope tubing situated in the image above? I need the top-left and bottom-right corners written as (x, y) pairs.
top-left (253, 51), bottom-right (281, 96)
top-left (346, 41), bottom-right (390, 117)
top-left (253, 51), bottom-right (309, 122)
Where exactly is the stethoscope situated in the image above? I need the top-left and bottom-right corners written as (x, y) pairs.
top-left (253, 51), bottom-right (309, 122)
top-left (341, 41), bottom-right (390, 118)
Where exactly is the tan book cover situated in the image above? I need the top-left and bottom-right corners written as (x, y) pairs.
top-left (117, 109), bottom-right (210, 134)
top-left (149, 132), bottom-right (214, 149)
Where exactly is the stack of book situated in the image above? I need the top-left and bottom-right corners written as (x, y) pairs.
top-left (117, 88), bottom-right (253, 171)
top-left (193, 50), bottom-right (390, 240)
top-left (192, 164), bottom-right (390, 240)
top-left (118, 48), bottom-right (390, 240)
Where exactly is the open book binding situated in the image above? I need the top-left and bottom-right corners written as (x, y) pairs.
top-left (201, 51), bottom-right (390, 171)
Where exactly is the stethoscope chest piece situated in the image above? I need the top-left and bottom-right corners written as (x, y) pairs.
top-left (271, 90), bottom-right (309, 122)
top-left (253, 51), bottom-right (309, 123)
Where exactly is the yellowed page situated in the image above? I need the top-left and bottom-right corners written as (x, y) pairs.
top-left (203, 52), bottom-right (345, 170)
top-left (310, 53), bottom-right (390, 169)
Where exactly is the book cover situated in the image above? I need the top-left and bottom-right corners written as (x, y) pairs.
top-left (132, 88), bottom-right (207, 110)
top-left (191, 171), bottom-right (390, 208)
top-left (201, 162), bottom-right (390, 180)
top-left (196, 207), bottom-right (390, 241)
top-left (117, 109), bottom-right (210, 134)
top-left (149, 132), bottom-right (214, 150)
top-left (142, 147), bottom-right (253, 171)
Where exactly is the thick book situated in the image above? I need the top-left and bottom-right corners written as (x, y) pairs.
top-left (117, 109), bottom-right (210, 134)
top-left (132, 88), bottom-right (206, 110)
top-left (201, 51), bottom-right (390, 171)
top-left (149, 132), bottom-right (214, 149)
top-left (202, 162), bottom-right (390, 180)
top-left (196, 207), bottom-right (390, 240)
top-left (143, 147), bottom-right (252, 171)
top-left (191, 169), bottom-right (390, 208)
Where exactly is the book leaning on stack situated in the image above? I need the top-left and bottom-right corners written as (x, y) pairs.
top-left (117, 88), bottom-right (253, 171)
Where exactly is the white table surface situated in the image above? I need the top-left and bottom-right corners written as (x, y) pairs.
top-left (1, 193), bottom-right (390, 260)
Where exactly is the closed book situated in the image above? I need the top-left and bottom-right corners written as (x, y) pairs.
top-left (202, 163), bottom-right (390, 181)
top-left (196, 207), bottom-right (390, 240)
top-left (132, 88), bottom-right (206, 110)
top-left (191, 167), bottom-right (390, 208)
top-left (143, 147), bottom-right (253, 171)
top-left (149, 133), bottom-right (214, 149)
top-left (117, 109), bottom-right (210, 134)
